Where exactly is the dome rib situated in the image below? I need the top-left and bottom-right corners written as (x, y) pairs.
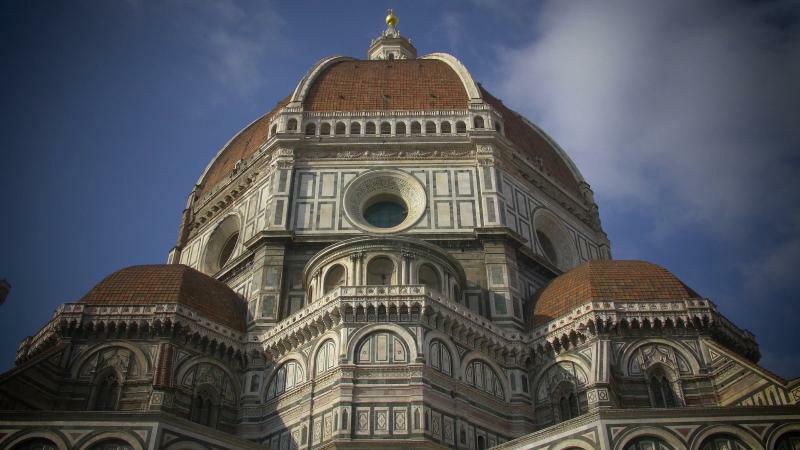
top-left (80, 264), bottom-right (247, 332)
top-left (532, 260), bottom-right (701, 327)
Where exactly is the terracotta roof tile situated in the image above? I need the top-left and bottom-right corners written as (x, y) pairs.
top-left (480, 87), bottom-right (581, 196)
top-left (80, 265), bottom-right (246, 332)
top-left (197, 96), bottom-right (290, 199)
top-left (532, 260), bottom-right (700, 327)
top-left (303, 59), bottom-right (469, 111)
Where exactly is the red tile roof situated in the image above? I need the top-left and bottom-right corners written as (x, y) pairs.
top-left (480, 87), bottom-right (581, 195)
top-left (532, 260), bottom-right (701, 327)
top-left (303, 59), bottom-right (469, 111)
top-left (80, 265), bottom-right (246, 332)
top-left (197, 96), bottom-right (289, 199)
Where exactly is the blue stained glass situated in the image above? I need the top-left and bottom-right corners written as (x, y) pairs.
top-left (364, 201), bottom-right (407, 228)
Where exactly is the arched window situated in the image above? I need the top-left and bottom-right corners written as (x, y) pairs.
top-left (494, 122), bottom-right (502, 134)
top-left (464, 360), bottom-right (504, 399)
top-left (624, 437), bottom-right (674, 450)
top-left (380, 121), bottom-right (391, 135)
top-left (366, 257), bottom-right (395, 285)
top-left (648, 367), bottom-right (678, 408)
top-left (11, 438), bottom-right (59, 450)
top-left (356, 332), bottom-right (408, 363)
top-left (473, 116), bottom-right (484, 129)
top-left (335, 122), bottom-right (346, 135)
top-left (700, 434), bottom-right (751, 450)
top-left (270, 124), bottom-right (277, 137)
top-left (88, 440), bottom-right (134, 450)
top-left (323, 264), bottom-right (346, 293)
top-left (455, 120), bottom-right (467, 133)
top-left (429, 340), bottom-right (452, 375)
top-left (418, 263), bottom-right (441, 293)
top-left (477, 435), bottom-right (486, 450)
top-left (411, 121), bottom-right (422, 135)
top-left (776, 432), bottom-right (800, 450)
top-left (287, 118), bottom-right (298, 131)
top-left (441, 121), bottom-right (452, 133)
top-left (351, 122), bottom-right (361, 135)
top-left (425, 121), bottom-right (436, 134)
top-left (305, 123), bottom-right (316, 135)
top-left (365, 121), bottom-right (376, 135)
top-left (396, 121), bottom-right (407, 135)
top-left (315, 340), bottom-right (337, 375)
top-left (218, 231), bottom-right (238, 268)
top-left (93, 370), bottom-right (121, 411)
top-left (320, 122), bottom-right (331, 135)
top-left (190, 385), bottom-right (219, 428)
top-left (266, 360), bottom-right (304, 399)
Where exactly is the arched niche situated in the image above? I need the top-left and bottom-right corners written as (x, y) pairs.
top-left (533, 208), bottom-right (577, 270)
top-left (417, 263), bottom-right (442, 293)
top-left (323, 264), bottom-right (347, 293)
top-left (366, 256), bottom-right (396, 286)
top-left (202, 214), bottom-right (241, 274)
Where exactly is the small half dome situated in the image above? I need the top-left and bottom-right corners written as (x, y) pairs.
top-left (532, 260), bottom-right (701, 327)
top-left (80, 264), bottom-right (246, 332)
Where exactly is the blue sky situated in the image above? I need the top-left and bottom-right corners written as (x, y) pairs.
top-left (1, 0), bottom-right (798, 377)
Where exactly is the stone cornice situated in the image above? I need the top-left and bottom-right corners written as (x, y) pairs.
top-left (17, 303), bottom-right (246, 364)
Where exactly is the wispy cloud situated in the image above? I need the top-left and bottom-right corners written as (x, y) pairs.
top-left (494, 0), bottom-right (800, 237)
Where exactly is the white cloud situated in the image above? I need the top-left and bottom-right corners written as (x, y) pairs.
top-left (494, 0), bottom-right (800, 238)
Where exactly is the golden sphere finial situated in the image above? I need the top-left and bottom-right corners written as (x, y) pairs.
top-left (386, 9), bottom-right (398, 27)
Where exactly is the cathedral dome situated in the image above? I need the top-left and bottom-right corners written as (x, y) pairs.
top-left (532, 260), bottom-right (701, 327)
top-left (193, 55), bottom-right (585, 202)
top-left (79, 264), bottom-right (246, 332)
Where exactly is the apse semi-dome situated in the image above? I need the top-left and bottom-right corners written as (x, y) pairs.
top-left (532, 260), bottom-right (701, 326)
top-left (79, 264), bottom-right (247, 332)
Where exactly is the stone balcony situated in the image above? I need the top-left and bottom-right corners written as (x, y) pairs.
top-left (259, 285), bottom-right (529, 362)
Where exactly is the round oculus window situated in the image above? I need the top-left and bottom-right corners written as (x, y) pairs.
top-left (363, 197), bottom-right (408, 228)
top-left (342, 169), bottom-right (427, 233)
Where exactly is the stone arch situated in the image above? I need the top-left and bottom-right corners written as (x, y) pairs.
top-left (286, 118), bottom-right (298, 132)
top-left (396, 121), bottom-right (407, 135)
top-left (305, 122), bottom-right (317, 135)
top-left (691, 426), bottom-right (764, 450)
top-left (265, 358), bottom-right (306, 400)
top-left (767, 423), bottom-right (800, 450)
top-left (620, 338), bottom-right (702, 377)
top-left (365, 254), bottom-right (399, 285)
top-left (335, 121), bottom-right (346, 135)
top-left (174, 356), bottom-right (242, 398)
top-left (411, 121), bottom-right (422, 135)
top-left (346, 324), bottom-right (418, 363)
top-left (350, 121), bottom-right (362, 135)
top-left (416, 261), bottom-right (443, 293)
top-left (4, 431), bottom-right (69, 450)
top-left (71, 342), bottom-right (151, 380)
top-left (423, 330), bottom-right (460, 375)
top-left (460, 352), bottom-right (511, 397)
top-left (309, 331), bottom-right (340, 376)
top-left (532, 357), bottom-right (591, 404)
top-left (320, 122), bottom-right (331, 135)
top-left (267, 351), bottom-right (309, 384)
top-left (201, 212), bottom-right (242, 274)
top-left (323, 263), bottom-right (347, 294)
top-left (77, 432), bottom-right (143, 450)
top-left (425, 120), bottom-right (436, 134)
top-left (420, 53), bottom-right (482, 101)
top-left (615, 427), bottom-right (685, 450)
top-left (532, 208), bottom-right (578, 270)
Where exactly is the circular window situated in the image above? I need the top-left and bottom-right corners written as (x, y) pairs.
top-left (363, 196), bottom-right (408, 228)
top-left (343, 169), bottom-right (427, 233)
top-left (218, 232), bottom-right (239, 267)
